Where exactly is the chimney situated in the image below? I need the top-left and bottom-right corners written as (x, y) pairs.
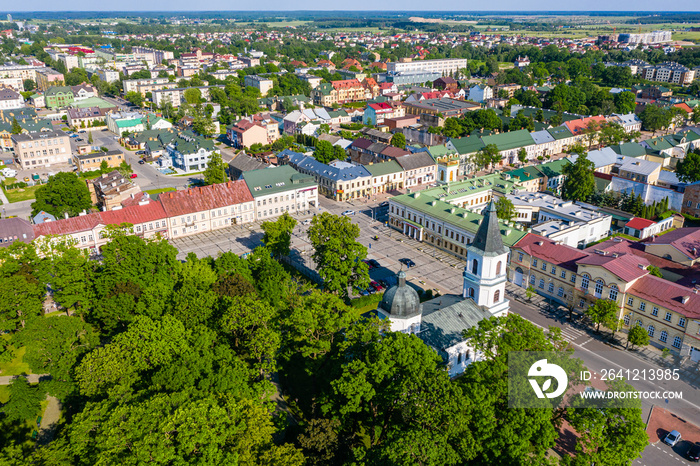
top-left (64, 212), bottom-right (69, 219)
top-left (682, 296), bottom-right (690, 304)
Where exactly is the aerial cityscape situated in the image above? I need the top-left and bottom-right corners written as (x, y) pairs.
top-left (1, 8), bottom-right (700, 465)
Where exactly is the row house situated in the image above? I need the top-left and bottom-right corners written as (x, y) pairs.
top-left (395, 152), bottom-right (437, 188)
top-left (159, 181), bottom-right (255, 239)
top-left (279, 149), bottom-right (372, 201)
top-left (242, 165), bottom-right (319, 220)
top-left (363, 101), bottom-right (405, 126)
top-left (33, 199), bottom-right (169, 254)
top-left (481, 129), bottom-right (538, 165)
top-left (365, 160), bottom-right (405, 194)
top-left (510, 233), bottom-right (700, 358)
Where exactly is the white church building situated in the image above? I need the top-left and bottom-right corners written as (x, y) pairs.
top-left (377, 201), bottom-right (511, 377)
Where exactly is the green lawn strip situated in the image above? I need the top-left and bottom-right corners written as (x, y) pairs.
top-left (0, 344), bottom-right (31, 376)
top-left (3, 185), bottom-right (41, 203)
top-left (145, 187), bottom-right (177, 196)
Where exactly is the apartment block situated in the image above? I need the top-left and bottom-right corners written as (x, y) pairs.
top-left (12, 130), bottom-right (72, 169)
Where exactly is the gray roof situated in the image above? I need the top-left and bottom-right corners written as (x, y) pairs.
top-left (658, 170), bottom-right (681, 185)
top-left (228, 153), bottom-right (270, 175)
top-left (470, 201), bottom-right (508, 256)
top-left (280, 149), bottom-right (371, 182)
top-left (395, 151), bottom-right (436, 171)
top-left (530, 129), bottom-right (555, 145)
top-left (418, 294), bottom-right (489, 354)
top-left (568, 147), bottom-right (618, 170)
top-left (11, 129), bottom-right (68, 142)
top-left (618, 157), bottom-right (660, 176)
top-left (379, 271), bottom-right (421, 318)
top-left (0, 218), bottom-right (34, 248)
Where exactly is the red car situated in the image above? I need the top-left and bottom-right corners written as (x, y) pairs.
top-left (130, 173), bottom-right (138, 179)
top-left (370, 281), bottom-right (384, 292)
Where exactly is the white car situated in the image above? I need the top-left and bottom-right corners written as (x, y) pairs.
top-left (1, 168), bottom-right (17, 177)
top-left (664, 430), bottom-right (681, 447)
top-left (341, 210), bottom-right (355, 216)
top-left (301, 219), bottom-right (311, 225)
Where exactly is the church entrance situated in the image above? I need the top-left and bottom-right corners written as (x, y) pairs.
top-left (514, 267), bottom-right (524, 287)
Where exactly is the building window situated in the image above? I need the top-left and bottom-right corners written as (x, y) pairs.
top-left (635, 319), bottom-right (643, 327)
top-left (560, 270), bottom-right (566, 279)
top-left (471, 259), bottom-right (478, 275)
top-left (541, 262), bottom-right (547, 271)
top-left (665, 312), bottom-right (672, 322)
top-left (609, 285), bottom-right (618, 301)
top-left (530, 275), bottom-right (535, 285)
top-left (652, 306), bottom-right (659, 316)
top-left (494, 290), bottom-right (500, 302)
top-left (627, 297), bottom-right (634, 306)
top-left (594, 279), bottom-right (604, 297)
top-left (659, 331), bottom-right (668, 343)
top-left (557, 287), bottom-right (564, 297)
top-left (581, 276), bottom-right (589, 290)
top-left (518, 253), bottom-right (523, 262)
top-left (548, 282), bottom-right (554, 293)
top-left (496, 261), bottom-right (502, 275)
top-left (579, 299), bottom-right (585, 308)
top-left (571, 274), bottom-right (576, 284)
top-left (551, 265), bottom-right (556, 274)
top-left (673, 336), bottom-right (682, 348)
top-left (539, 279), bottom-right (544, 289)
top-left (532, 259), bottom-right (537, 267)
top-left (679, 317), bottom-right (686, 328)
top-left (623, 314), bottom-right (630, 326)
top-left (647, 325), bottom-right (655, 337)
top-left (468, 287), bottom-right (474, 298)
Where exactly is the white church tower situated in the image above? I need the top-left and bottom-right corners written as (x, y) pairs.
top-left (462, 201), bottom-right (510, 317)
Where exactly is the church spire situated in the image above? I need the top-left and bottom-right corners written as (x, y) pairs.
top-left (472, 201), bottom-right (508, 256)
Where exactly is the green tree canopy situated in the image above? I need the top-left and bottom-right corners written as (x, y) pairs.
top-left (261, 212), bottom-right (297, 258)
top-left (202, 152), bottom-right (227, 185)
top-left (391, 132), bottom-right (406, 149)
top-left (31, 172), bottom-right (93, 218)
top-left (495, 196), bottom-right (516, 222)
top-left (562, 153), bottom-right (595, 202)
top-left (308, 212), bottom-right (370, 298)
top-left (676, 151), bottom-right (700, 183)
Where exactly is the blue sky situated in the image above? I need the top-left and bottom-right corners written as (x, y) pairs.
top-left (7, 3), bottom-right (700, 11)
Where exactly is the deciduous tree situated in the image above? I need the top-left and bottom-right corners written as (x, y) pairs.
top-left (31, 172), bottom-right (93, 218)
top-left (562, 153), bottom-right (595, 202)
top-left (202, 152), bottom-right (227, 185)
top-left (261, 212), bottom-right (297, 258)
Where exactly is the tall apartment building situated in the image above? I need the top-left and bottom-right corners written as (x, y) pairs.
top-left (243, 75), bottom-right (274, 97)
top-left (122, 77), bottom-right (171, 95)
top-left (35, 69), bottom-right (65, 91)
top-left (11, 130), bottom-right (72, 169)
top-left (618, 30), bottom-right (672, 45)
top-left (131, 47), bottom-right (175, 64)
top-left (640, 62), bottom-right (696, 85)
top-left (151, 85), bottom-right (224, 108)
top-left (386, 58), bottom-right (467, 76)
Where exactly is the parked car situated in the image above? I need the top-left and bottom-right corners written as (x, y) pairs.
top-left (378, 279), bottom-right (389, 289)
top-left (70, 134), bottom-right (79, 138)
top-left (130, 173), bottom-right (138, 179)
top-left (399, 258), bottom-right (416, 268)
top-left (688, 444), bottom-right (700, 462)
top-left (370, 281), bottom-right (383, 292)
top-left (341, 210), bottom-right (355, 216)
top-left (363, 259), bottom-right (374, 269)
top-left (301, 219), bottom-right (311, 226)
top-left (138, 160), bottom-right (145, 165)
top-left (78, 130), bottom-right (87, 133)
top-left (136, 150), bottom-right (146, 155)
top-left (368, 259), bottom-right (380, 269)
top-left (101, 128), bottom-right (109, 131)
top-left (379, 201), bottom-right (389, 207)
top-left (664, 430), bottom-right (682, 447)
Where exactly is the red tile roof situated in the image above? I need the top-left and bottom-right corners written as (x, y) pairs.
top-left (627, 275), bottom-right (700, 319)
top-left (564, 116), bottom-right (607, 135)
top-left (33, 201), bottom-right (168, 238)
top-left (159, 181), bottom-right (253, 217)
top-left (625, 217), bottom-right (656, 230)
top-left (331, 79), bottom-right (363, 90)
top-left (576, 252), bottom-right (650, 282)
top-left (513, 233), bottom-right (590, 271)
top-left (351, 138), bottom-right (373, 150)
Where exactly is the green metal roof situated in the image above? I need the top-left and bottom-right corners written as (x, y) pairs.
top-left (242, 165), bottom-right (316, 198)
top-left (610, 142), bottom-right (647, 158)
top-left (547, 125), bottom-right (575, 141)
top-left (506, 166), bottom-right (542, 183)
top-left (481, 129), bottom-right (536, 151)
top-left (391, 192), bottom-right (527, 247)
top-left (116, 118), bottom-right (142, 128)
top-left (535, 158), bottom-right (572, 178)
top-left (448, 136), bottom-right (485, 155)
top-left (364, 160), bottom-right (403, 177)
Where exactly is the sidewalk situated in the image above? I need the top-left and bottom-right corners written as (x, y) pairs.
top-left (506, 282), bottom-right (700, 375)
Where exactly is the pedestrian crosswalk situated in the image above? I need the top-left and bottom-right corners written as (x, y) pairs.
top-left (560, 326), bottom-right (585, 343)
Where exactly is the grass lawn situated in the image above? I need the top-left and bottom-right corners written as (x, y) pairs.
top-left (3, 185), bottom-right (41, 203)
top-left (0, 386), bottom-right (9, 403)
top-left (174, 171), bottom-right (204, 177)
top-left (145, 187), bottom-right (176, 196)
top-left (349, 293), bottom-right (383, 317)
top-left (0, 342), bottom-right (31, 377)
